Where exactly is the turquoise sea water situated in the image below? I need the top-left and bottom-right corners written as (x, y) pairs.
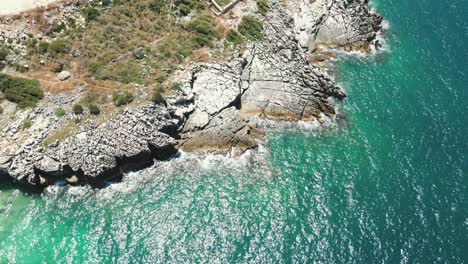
top-left (1, 0), bottom-right (467, 262)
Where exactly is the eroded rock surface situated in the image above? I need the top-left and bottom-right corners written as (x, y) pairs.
top-left (178, 0), bottom-right (382, 152)
top-left (2, 100), bottom-right (181, 187)
top-left (0, 0), bottom-right (383, 188)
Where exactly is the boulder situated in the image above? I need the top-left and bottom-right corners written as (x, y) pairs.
top-left (58, 71), bottom-right (71, 81)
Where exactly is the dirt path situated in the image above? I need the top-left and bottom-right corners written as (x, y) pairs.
top-left (6, 70), bottom-right (130, 94)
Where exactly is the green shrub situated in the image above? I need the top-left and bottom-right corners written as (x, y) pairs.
top-left (150, 89), bottom-right (164, 104)
top-left (171, 82), bottom-right (184, 91)
top-left (16, 64), bottom-right (29, 73)
top-left (238, 16), bottom-right (263, 41)
top-left (112, 91), bottom-right (134, 106)
top-left (55, 107), bottom-right (66, 117)
top-left (133, 50), bottom-right (145, 60)
top-left (87, 60), bottom-right (104, 76)
top-left (23, 119), bottom-right (32, 129)
top-left (257, 0), bottom-right (269, 16)
top-left (150, 0), bottom-right (166, 13)
top-left (72, 104), bottom-right (84, 115)
top-left (0, 106), bottom-right (3, 115)
top-left (226, 30), bottom-right (244, 47)
top-left (67, 17), bottom-right (77, 28)
top-left (0, 48), bottom-right (7, 61)
top-left (155, 83), bottom-right (166, 92)
top-left (80, 89), bottom-right (108, 107)
top-left (188, 17), bottom-right (217, 48)
top-left (83, 7), bottom-right (100, 22)
top-left (49, 23), bottom-right (66, 34)
top-left (88, 104), bottom-right (101, 115)
top-left (25, 38), bottom-right (38, 50)
top-left (0, 73), bottom-right (43, 108)
top-left (174, 0), bottom-right (203, 16)
top-left (48, 39), bottom-right (70, 56)
top-left (38, 42), bottom-right (49, 54)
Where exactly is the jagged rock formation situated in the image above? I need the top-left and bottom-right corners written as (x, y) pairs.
top-left (1, 98), bottom-right (183, 187)
top-left (178, 0), bottom-right (382, 151)
top-left (0, 0), bottom-right (383, 189)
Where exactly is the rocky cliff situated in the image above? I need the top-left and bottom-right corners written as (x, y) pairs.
top-left (0, 0), bottom-right (383, 189)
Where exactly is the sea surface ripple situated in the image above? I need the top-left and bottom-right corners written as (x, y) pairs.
top-left (0, 0), bottom-right (467, 262)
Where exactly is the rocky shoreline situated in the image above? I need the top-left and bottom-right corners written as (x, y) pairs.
top-left (0, 0), bottom-right (383, 189)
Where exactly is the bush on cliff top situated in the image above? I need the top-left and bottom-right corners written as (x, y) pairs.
top-left (0, 46), bottom-right (8, 61)
top-left (0, 73), bottom-right (43, 108)
top-left (88, 104), bottom-right (101, 115)
top-left (225, 30), bottom-right (244, 47)
top-left (150, 0), bottom-right (203, 16)
top-left (82, 6), bottom-right (100, 23)
top-left (112, 91), bottom-right (134, 106)
top-left (23, 119), bottom-right (32, 129)
top-left (257, 0), bottom-right (269, 16)
top-left (238, 16), bottom-right (264, 41)
top-left (48, 39), bottom-right (70, 56)
top-left (55, 107), bottom-right (66, 117)
top-left (73, 104), bottom-right (84, 115)
top-left (188, 17), bottom-right (218, 48)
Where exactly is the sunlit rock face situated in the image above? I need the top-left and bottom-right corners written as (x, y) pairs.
top-left (0, 0), bottom-right (58, 15)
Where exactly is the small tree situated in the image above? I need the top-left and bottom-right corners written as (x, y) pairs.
top-left (226, 30), bottom-right (244, 47)
top-left (89, 104), bottom-right (101, 115)
top-left (38, 42), bottom-right (49, 54)
top-left (0, 48), bottom-right (7, 61)
top-left (23, 119), bottom-right (32, 129)
top-left (55, 107), bottom-right (66, 117)
top-left (112, 91), bottom-right (134, 107)
top-left (257, 0), bottom-right (269, 16)
top-left (47, 39), bottom-right (69, 56)
top-left (150, 89), bottom-right (164, 105)
top-left (82, 7), bottom-right (100, 23)
top-left (150, 0), bottom-right (165, 14)
top-left (73, 104), bottom-right (84, 115)
top-left (238, 16), bottom-right (264, 41)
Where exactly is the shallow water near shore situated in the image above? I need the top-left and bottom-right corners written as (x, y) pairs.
top-left (0, 0), bottom-right (467, 262)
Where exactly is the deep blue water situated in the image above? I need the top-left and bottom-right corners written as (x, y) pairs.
top-left (0, 0), bottom-right (467, 262)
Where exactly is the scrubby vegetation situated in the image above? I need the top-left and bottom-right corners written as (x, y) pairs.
top-left (0, 46), bottom-right (8, 61)
top-left (150, 89), bottom-right (165, 104)
top-left (112, 91), bottom-right (134, 107)
top-left (88, 104), bottom-right (101, 115)
top-left (188, 17), bottom-right (218, 48)
top-left (55, 107), bottom-right (66, 117)
top-left (73, 104), bottom-right (84, 115)
top-left (7, 0), bottom-right (267, 115)
top-left (225, 30), bottom-right (244, 47)
top-left (171, 82), bottom-right (183, 91)
top-left (80, 89), bottom-right (108, 106)
top-left (82, 6), bottom-right (100, 22)
top-left (0, 73), bottom-right (43, 108)
top-left (257, 0), bottom-right (269, 16)
top-left (38, 42), bottom-right (49, 54)
top-left (47, 38), bottom-right (70, 56)
top-left (32, 0), bottom-right (219, 85)
top-left (238, 16), bottom-right (264, 41)
top-left (23, 119), bottom-right (32, 129)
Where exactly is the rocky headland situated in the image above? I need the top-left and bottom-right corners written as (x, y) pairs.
top-left (0, 0), bottom-right (383, 189)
